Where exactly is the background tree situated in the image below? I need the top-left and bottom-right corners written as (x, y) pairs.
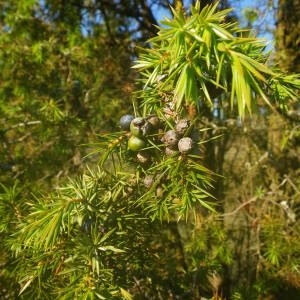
top-left (276, 0), bottom-right (300, 73)
top-left (212, 0), bottom-right (300, 298)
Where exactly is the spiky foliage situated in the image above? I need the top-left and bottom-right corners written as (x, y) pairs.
top-left (1, 1), bottom-right (300, 299)
top-left (134, 1), bottom-right (300, 117)
top-left (9, 169), bottom-right (151, 299)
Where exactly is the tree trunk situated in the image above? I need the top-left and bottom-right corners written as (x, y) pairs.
top-left (269, 0), bottom-right (300, 162)
top-left (276, 0), bottom-right (300, 73)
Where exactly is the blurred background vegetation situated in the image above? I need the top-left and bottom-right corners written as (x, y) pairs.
top-left (0, 0), bottom-right (299, 299)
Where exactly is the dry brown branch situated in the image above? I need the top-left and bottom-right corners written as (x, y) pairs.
top-left (220, 197), bottom-right (257, 217)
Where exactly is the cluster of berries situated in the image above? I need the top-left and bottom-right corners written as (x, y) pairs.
top-left (120, 114), bottom-right (195, 158)
top-left (161, 119), bottom-right (194, 156)
top-left (120, 114), bottom-right (199, 194)
top-left (120, 114), bottom-right (160, 152)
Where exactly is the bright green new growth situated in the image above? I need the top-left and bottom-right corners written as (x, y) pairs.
top-left (134, 1), bottom-right (300, 117)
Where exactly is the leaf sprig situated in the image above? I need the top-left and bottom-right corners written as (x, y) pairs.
top-left (134, 1), bottom-right (300, 118)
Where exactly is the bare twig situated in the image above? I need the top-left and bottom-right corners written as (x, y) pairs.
top-left (284, 175), bottom-right (300, 195)
top-left (3, 120), bottom-right (41, 133)
top-left (220, 197), bottom-right (257, 217)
